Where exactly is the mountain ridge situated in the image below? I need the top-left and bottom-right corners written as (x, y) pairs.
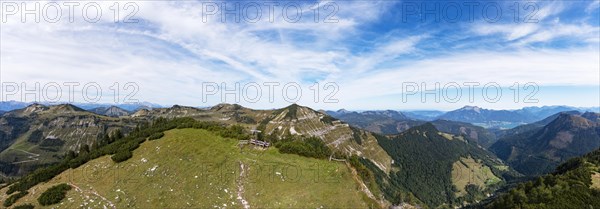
top-left (370, 122), bottom-right (519, 207)
top-left (0, 102), bottom-right (597, 208)
top-left (490, 112), bottom-right (600, 176)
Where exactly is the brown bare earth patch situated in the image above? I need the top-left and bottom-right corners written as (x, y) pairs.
top-left (549, 131), bottom-right (574, 149)
top-left (592, 172), bottom-right (600, 190)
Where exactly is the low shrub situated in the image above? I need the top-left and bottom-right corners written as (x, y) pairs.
top-left (13, 204), bottom-right (35, 209)
top-left (148, 132), bottom-right (165, 140)
top-left (3, 191), bottom-right (28, 207)
top-left (275, 137), bottom-right (332, 159)
top-left (38, 183), bottom-right (71, 206)
top-left (111, 150), bottom-right (133, 163)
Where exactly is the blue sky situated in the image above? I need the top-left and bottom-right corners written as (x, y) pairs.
top-left (1, 0), bottom-right (599, 110)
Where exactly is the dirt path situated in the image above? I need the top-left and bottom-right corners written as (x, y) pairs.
top-left (10, 148), bottom-right (40, 164)
top-left (345, 161), bottom-right (387, 208)
top-left (237, 162), bottom-right (250, 209)
top-left (592, 172), bottom-right (600, 189)
top-left (346, 162), bottom-right (386, 208)
top-left (346, 162), bottom-right (376, 200)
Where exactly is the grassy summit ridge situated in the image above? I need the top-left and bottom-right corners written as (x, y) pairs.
top-left (0, 128), bottom-right (375, 208)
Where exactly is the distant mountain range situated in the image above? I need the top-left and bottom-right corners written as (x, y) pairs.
top-left (89, 106), bottom-right (131, 117)
top-left (0, 101), bottom-right (162, 112)
top-left (402, 110), bottom-right (445, 121)
top-left (437, 105), bottom-right (599, 129)
top-left (3, 101), bottom-right (596, 127)
top-left (325, 109), bottom-right (500, 148)
top-left (325, 109), bottom-right (423, 135)
top-left (437, 106), bottom-right (532, 128)
top-left (327, 105), bottom-right (599, 131)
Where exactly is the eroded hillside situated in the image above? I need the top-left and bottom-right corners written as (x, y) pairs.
top-left (0, 104), bottom-right (138, 177)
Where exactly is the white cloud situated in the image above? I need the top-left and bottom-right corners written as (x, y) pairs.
top-left (585, 1), bottom-right (600, 13)
top-left (519, 23), bottom-right (600, 44)
top-left (0, 0), bottom-right (598, 110)
top-left (534, 1), bottom-right (565, 21)
top-left (0, 1), bottom-right (394, 106)
top-left (336, 35), bottom-right (425, 76)
top-left (334, 48), bottom-right (600, 107)
top-left (471, 18), bottom-right (599, 46)
top-left (473, 24), bottom-right (540, 41)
